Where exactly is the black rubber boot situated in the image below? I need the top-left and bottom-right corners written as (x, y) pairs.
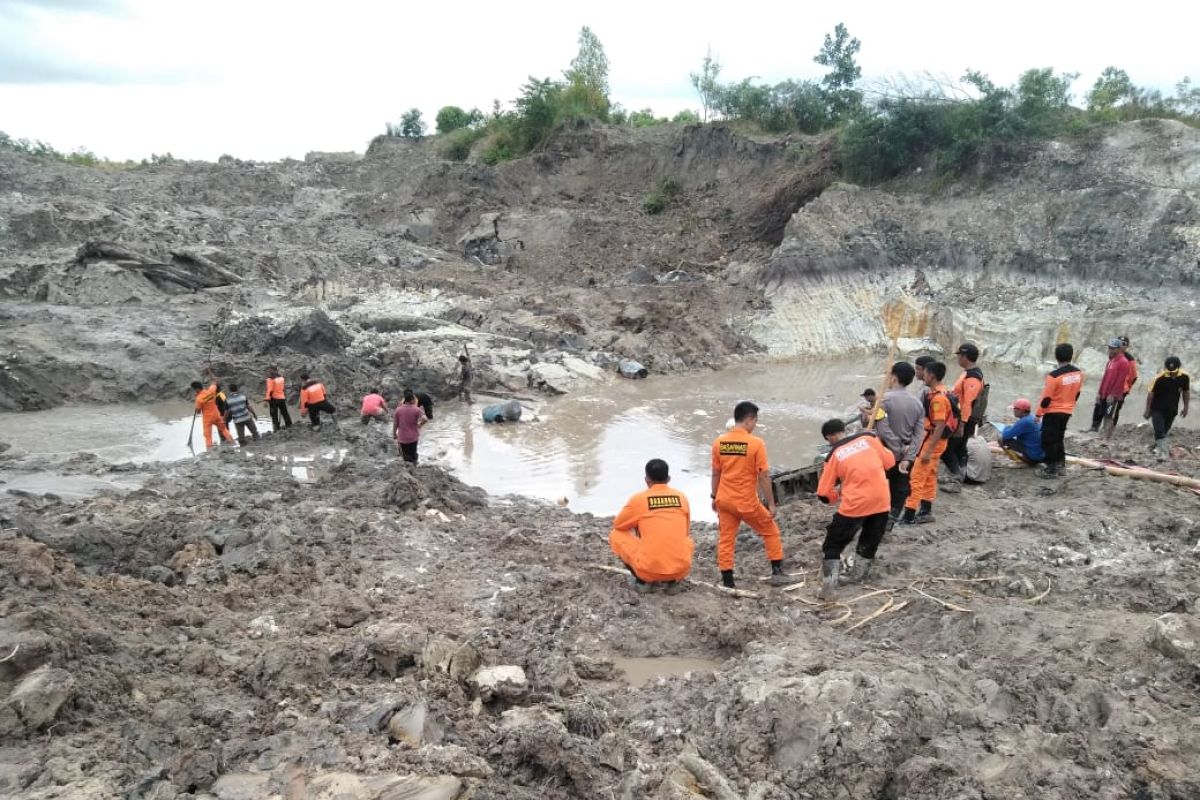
top-left (720, 570), bottom-right (735, 589)
top-left (900, 507), bottom-right (917, 525)
top-left (769, 560), bottom-right (798, 587)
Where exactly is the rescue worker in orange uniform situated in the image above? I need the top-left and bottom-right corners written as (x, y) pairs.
top-left (609, 459), bottom-right (694, 591)
top-left (901, 361), bottom-right (952, 525)
top-left (264, 367), bottom-right (291, 431)
top-left (711, 400), bottom-right (791, 589)
top-left (190, 368), bottom-right (233, 449)
top-left (1036, 342), bottom-right (1084, 478)
top-left (816, 418), bottom-right (896, 599)
top-left (298, 373), bottom-right (337, 428)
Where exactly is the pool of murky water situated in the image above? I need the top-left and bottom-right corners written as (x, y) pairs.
top-left (0, 358), bottom-right (1163, 517)
top-left (611, 656), bottom-right (723, 688)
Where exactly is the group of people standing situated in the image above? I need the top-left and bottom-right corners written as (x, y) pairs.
top-left (190, 367), bottom-right (339, 450)
top-left (188, 354), bottom-right (478, 464)
top-left (607, 337), bottom-right (1191, 600)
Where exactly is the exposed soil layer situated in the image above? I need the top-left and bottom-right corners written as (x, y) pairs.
top-left (1, 422), bottom-right (1198, 799)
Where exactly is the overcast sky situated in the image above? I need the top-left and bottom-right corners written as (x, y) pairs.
top-left (1, 0), bottom-right (1197, 162)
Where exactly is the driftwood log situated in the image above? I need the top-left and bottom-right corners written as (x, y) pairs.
top-left (75, 240), bottom-right (241, 292)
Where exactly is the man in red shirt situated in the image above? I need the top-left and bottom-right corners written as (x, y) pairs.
top-left (1086, 338), bottom-right (1132, 435)
top-left (360, 389), bottom-right (389, 424)
top-left (816, 418), bottom-right (896, 600)
top-left (392, 388), bottom-right (428, 464)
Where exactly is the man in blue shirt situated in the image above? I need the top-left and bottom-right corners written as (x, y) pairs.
top-left (1000, 398), bottom-right (1045, 465)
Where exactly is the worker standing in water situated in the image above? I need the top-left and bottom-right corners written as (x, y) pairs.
top-left (264, 367), bottom-right (291, 431)
top-left (191, 367), bottom-right (233, 449)
top-left (609, 459), bottom-right (693, 591)
top-left (711, 401), bottom-right (793, 589)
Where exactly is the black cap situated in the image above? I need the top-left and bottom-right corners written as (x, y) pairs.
top-left (955, 343), bottom-right (980, 361)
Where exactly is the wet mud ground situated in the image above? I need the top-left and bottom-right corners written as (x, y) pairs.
top-left (1, 414), bottom-right (1199, 799)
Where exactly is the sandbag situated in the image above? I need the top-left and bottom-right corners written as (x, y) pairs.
top-left (617, 359), bottom-right (648, 379)
top-left (482, 400), bottom-right (522, 423)
top-left (965, 435), bottom-right (992, 483)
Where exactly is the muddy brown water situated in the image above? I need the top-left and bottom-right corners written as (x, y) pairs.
top-left (0, 359), bottom-right (1174, 519)
top-left (611, 656), bottom-right (723, 688)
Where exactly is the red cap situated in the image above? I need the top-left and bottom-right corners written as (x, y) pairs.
top-left (1012, 398), bottom-right (1032, 412)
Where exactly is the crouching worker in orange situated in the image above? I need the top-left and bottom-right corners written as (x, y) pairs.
top-left (609, 459), bottom-right (694, 592)
top-left (191, 371), bottom-right (233, 449)
top-left (816, 419), bottom-right (896, 600)
top-left (299, 373), bottom-right (337, 428)
top-left (902, 360), bottom-right (954, 525)
top-left (711, 400), bottom-right (794, 589)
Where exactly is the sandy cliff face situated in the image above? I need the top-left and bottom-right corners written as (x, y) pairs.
top-left (749, 120), bottom-right (1200, 370)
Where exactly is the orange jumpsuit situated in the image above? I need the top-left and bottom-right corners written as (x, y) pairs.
top-left (195, 383), bottom-right (232, 449)
top-left (609, 484), bottom-right (693, 582)
top-left (905, 386), bottom-right (950, 510)
top-left (711, 427), bottom-right (783, 571)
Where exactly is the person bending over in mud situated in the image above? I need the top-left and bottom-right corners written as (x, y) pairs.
top-left (191, 370), bottom-right (234, 450)
top-left (609, 459), bottom-right (694, 593)
top-left (816, 419), bottom-right (895, 600)
top-left (223, 384), bottom-right (261, 446)
top-left (298, 373), bottom-right (337, 428)
top-left (360, 388), bottom-right (389, 424)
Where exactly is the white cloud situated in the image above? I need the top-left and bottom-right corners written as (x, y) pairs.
top-left (0, 0), bottom-right (1197, 160)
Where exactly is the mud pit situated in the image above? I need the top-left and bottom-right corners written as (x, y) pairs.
top-left (0, 359), bottom-right (1092, 520)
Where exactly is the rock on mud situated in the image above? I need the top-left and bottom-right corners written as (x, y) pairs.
top-left (219, 309), bottom-right (350, 356)
top-left (470, 665), bottom-right (528, 702)
top-left (1150, 613), bottom-right (1200, 668)
top-left (366, 623), bottom-right (424, 677)
top-left (0, 665), bottom-right (75, 736)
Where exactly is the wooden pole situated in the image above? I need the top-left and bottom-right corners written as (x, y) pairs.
top-left (867, 318), bottom-right (901, 431)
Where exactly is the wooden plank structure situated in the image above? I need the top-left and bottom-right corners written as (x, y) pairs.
top-left (771, 462), bottom-right (823, 504)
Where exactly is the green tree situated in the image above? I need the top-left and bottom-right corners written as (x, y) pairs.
top-left (566, 26), bottom-right (609, 96)
top-left (672, 109), bottom-right (701, 124)
top-left (563, 26), bottom-right (610, 119)
top-left (435, 106), bottom-right (483, 134)
top-left (690, 47), bottom-right (722, 122)
top-left (629, 108), bottom-right (667, 127)
top-left (400, 108), bottom-right (427, 139)
top-left (1013, 68), bottom-right (1076, 136)
top-left (814, 22), bottom-right (863, 119)
top-left (1087, 67), bottom-right (1136, 112)
top-left (1171, 77), bottom-right (1200, 116)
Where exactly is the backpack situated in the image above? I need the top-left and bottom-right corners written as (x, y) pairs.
top-left (963, 367), bottom-right (990, 424)
top-left (924, 387), bottom-right (961, 438)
